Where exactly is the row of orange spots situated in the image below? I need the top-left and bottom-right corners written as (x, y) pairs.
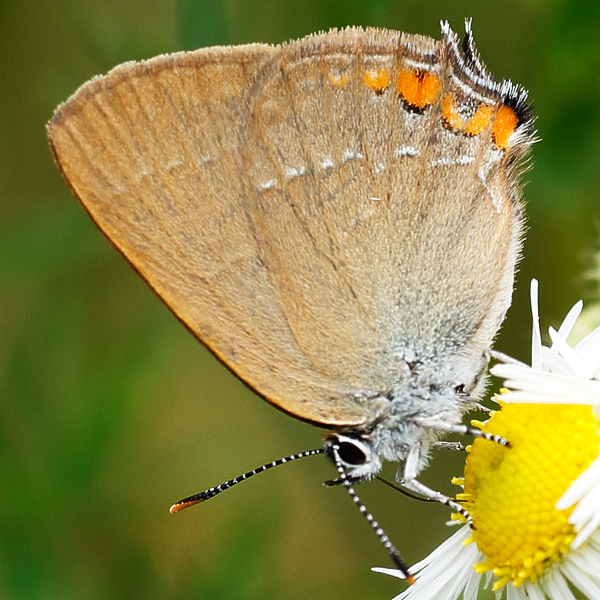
top-left (330, 66), bottom-right (518, 150)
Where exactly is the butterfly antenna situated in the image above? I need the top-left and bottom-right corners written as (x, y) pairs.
top-left (330, 443), bottom-right (415, 585)
top-left (170, 449), bottom-right (325, 513)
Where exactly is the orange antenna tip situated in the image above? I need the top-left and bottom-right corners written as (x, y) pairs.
top-left (169, 498), bottom-right (204, 514)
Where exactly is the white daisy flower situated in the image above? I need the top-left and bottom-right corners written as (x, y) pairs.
top-left (374, 280), bottom-right (600, 599)
top-left (493, 279), bottom-right (600, 551)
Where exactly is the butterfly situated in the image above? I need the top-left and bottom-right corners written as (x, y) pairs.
top-left (47, 20), bottom-right (533, 578)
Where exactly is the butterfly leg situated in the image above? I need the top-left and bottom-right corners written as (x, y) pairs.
top-left (432, 441), bottom-right (466, 451)
top-left (399, 443), bottom-right (472, 524)
top-left (416, 419), bottom-right (510, 447)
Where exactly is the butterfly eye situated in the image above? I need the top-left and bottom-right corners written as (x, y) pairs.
top-left (322, 434), bottom-right (380, 479)
top-left (337, 440), bottom-right (367, 466)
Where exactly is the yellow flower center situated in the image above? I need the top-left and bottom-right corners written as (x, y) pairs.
top-left (455, 401), bottom-right (600, 590)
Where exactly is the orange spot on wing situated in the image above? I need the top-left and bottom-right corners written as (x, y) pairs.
top-left (363, 68), bottom-right (391, 92)
top-left (441, 95), bottom-right (464, 130)
top-left (328, 72), bottom-right (349, 88)
top-left (464, 104), bottom-right (493, 136)
top-left (493, 105), bottom-right (518, 149)
top-left (396, 70), bottom-right (440, 109)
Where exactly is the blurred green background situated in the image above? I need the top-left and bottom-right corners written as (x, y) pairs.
top-left (1, 0), bottom-right (599, 599)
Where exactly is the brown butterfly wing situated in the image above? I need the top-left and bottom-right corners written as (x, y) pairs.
top-left (47, 28), bottom-right (525, 427)
top-left (48, 41), bottom-right (375, 426)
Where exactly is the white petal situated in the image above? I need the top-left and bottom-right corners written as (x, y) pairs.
top-left (572, 518), bottom-right (600, 551)
top-left (574, 326), bottom-right (600, 379)
top-left (505, 583), bottom-right (527, 600)
top-left (462, 571), bottom-right (481, 600)
top-left (563, 540), bottom-right (600, 583)
top-left (557, 456), bottom-right (600, 509)
top-left (531, 279), bottom-right (542, 370)
top-left (491, 365), bottom-right (600, 404)
top-left (371, 567), bottom-right (405, 580)
top-left (568, 485), bottom-right (600, 530)
top-left (556, 300), bottom-right (583, 342)
top-left (548, 327), bottom-right (586, 378)
top-left (521, 580), bottom-right (547, 600)
top-left (393, 527), bottom-right (482, 600)
top-left (540, 346), bottom-right (574, 375)
top-left (539, 566), bottom-right (578, 600)
top-left (560, 556), bottom-right (600, 598)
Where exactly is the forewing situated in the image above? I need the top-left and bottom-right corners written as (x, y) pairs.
top-left (47, 43), bottom-right (370, 426)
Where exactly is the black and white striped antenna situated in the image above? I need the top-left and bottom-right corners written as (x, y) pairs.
top-left (170, 445), bottom-right (415, 584)
top-left (169, 448), bottom-right (324, 513)
top-left (326, 440), bottom-right (415, 584)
